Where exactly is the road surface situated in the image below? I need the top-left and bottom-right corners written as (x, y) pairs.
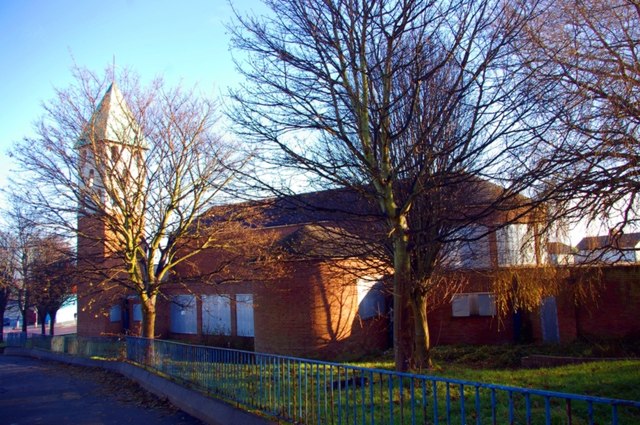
top-left (0, 354), bottom-right (203, 424)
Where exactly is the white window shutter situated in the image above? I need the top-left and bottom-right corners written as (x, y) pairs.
top-left (236, 294), bottom-right (255, 337)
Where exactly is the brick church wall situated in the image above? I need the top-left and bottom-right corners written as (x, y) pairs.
top-left (570, 265), bottom-right (640, 341)
top-left (253, 259), bottom-right (388, 360)
top-left (428, 272), bottom-right (515, 346)
top-left (163, 257), bottom-right (389, 361)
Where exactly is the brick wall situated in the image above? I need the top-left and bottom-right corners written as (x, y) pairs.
top-left (254, 260), bottom-right (389, 360)
top-left (162, 258), bottom-right (389, 361)
top-left (570, 265), bottom-right (640, 340)
top-left (76, 215), bottom-right (129, 337)
top-left (428, 265), bottom-right (640, 346)
top-left (428, 272), bottom-right (516, 345)
top-left (76, 290), bottom-right (127, 337)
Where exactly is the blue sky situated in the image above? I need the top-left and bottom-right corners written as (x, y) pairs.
top-left (0, 0), bottom-right (266, 183)
top-left (0, 0), bottom-right (604, 242)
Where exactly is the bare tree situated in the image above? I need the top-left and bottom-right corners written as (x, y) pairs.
top-left (30, 235), bottom-right (75, 336)
top-left (513, 0), bottom-right (640, 237)
top-left (230, 0), bottom-right (545, 370)
top-left (0, 200), bottom-right (44, 333)
top-left (0, 259), bottom-right (12, 342)
top-left (11, 66), bottom-right (254, 338)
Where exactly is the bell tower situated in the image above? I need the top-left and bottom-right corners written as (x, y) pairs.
top-left (76, 81), bottom-right (144, 336)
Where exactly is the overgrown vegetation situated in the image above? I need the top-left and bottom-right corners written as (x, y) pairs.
top-left (358, 340), bottom-right (640, 369)
top-left (430, 340), bottom-right (640, 370)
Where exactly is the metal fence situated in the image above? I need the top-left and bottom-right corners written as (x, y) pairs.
top-left (6, 333), bottom-right (640, 423)
top-left (126, 337), bottom-right (640, 425)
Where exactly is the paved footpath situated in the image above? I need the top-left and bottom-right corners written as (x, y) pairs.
top-left (0, 355), bottom-right (204, 425)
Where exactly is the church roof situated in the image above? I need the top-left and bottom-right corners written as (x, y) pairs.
top-left (76, 81), bottom-right (142, 147)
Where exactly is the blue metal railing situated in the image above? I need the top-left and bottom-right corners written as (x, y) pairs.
top-left (125, 337), bottom-right (640, 425)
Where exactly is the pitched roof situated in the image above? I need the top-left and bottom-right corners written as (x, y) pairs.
top-left (205, 176), bottom-right (534, 234)
top-left (257, 188), bottom-right (380, 227)
top-left (76, 82), bottom-right (141, 147)
top-left (576, 232), bottom-right (640, 250)
top-left (277, 223), bottom-right (373, 258)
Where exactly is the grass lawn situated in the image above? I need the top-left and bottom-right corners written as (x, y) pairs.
top-left (437, 360), bottom-right (640, 401)
top-left (340, 343), bottom-right (640, 424)
top-left (353, 343), bottom-right (640, 402)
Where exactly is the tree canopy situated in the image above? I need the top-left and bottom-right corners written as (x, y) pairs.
top-left (230, 0), bottom-right (550, 370)
top-left (11, 66), bottom-right (259, 338)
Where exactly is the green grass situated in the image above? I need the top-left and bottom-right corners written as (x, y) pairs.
top-left (344, 344), bottom-right (640, 424)
top-left (353, 344), bottom-right (640, 401)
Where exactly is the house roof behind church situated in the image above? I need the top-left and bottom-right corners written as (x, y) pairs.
top-left (76, 81), bottom-right (142, 148)
top-left (576, 232), bottom-right (640, 250)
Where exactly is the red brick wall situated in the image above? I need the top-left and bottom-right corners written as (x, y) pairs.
top-left (428, 273), bottom-right (516, 345)
top-left (570, 265), bottom-right (640, 340)
top-left (555, 295), bottom-right (578, 342)
top-left (429, 312), bottom-right (514, 345)
top-left (77, 291), bottom-right (127, 337)
top-left (163, 258), bottom-right (389, 361)
top-left (76, 215), bottom-right (130, 337)
top-left (254, 260), bottom-right (388, 360)
top-left (429, 265), bottom-right (640, 346)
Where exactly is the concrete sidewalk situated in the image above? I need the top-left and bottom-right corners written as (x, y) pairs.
top-left (0, 354), bottom-right (203, 424)
top-left (1, 348), bottom-right (274, 425)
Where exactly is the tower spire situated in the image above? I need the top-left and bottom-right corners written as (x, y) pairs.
top-left (77, 81), bottom-right (139, 147)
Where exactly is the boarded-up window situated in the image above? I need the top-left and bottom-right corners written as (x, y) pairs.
top-left (109, 305), bottom-right (121, 322)
top-left (452, 293), bottom-right (496, 317)
top-left (133, 304), bottom-right (142, 322)
top-left (170, 295), bottom-right (197, 334)
top-left (476, 293), bottom-right (496, 316)
top-left (451, 295), bottom-right (471, 317)
top-left (202, 295), bottom-right (231, 335)
top-left (236, 294), bottom-right (255, 337)
top-left (357, 278), bottom-right (386, 320)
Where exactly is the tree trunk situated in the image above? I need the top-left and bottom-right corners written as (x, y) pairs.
top-left (140, 293), bottom-right (157, 338)
top-left (393, 232), bottom-right (413, 372)
top-left (49, 310), bottom-right (57, 336)
top-left (0, 290), bottom-right (7, 343)
top-left (410, 289), bottom-right (432, 371)
top-left (21, 289), bottom-right (29, 332)
top-left (139, 292), bottom-right (157, 366)
top-left (40, 313), bottom-right (46, 335)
